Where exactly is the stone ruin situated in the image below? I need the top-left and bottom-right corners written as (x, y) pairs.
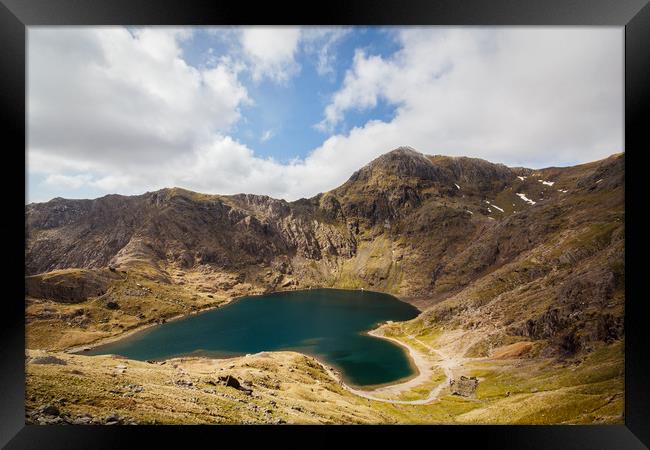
top-left (450, 375), bottom-right (479, 397)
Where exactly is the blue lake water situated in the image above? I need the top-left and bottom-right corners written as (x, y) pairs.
top-left (85, 288), bottom-right (420, 386)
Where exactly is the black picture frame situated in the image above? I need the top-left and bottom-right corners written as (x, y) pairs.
top-left (2, 0), bottom-right (648, 448)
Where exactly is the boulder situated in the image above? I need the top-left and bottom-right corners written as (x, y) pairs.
top-left (218, 375), bottom-right (253, 395)
top-left (104, 414), bottom-right (121, 425)
top-left (37, 416), bottom-right (63, 425)
top-left (41, 404), bottom-right (60, 416)
top-left (28, 404), bottom-right (62, 424)
top-left (71, 414), bottom-right (93, 425)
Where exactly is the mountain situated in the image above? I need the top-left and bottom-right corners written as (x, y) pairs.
top-left (24, 147), bottom-right (625, 424)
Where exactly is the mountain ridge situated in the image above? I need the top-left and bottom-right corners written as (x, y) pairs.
top-left (24, 146), bottom-right (625, 424)
top-left (25, 146), bottom-right (565, 206)
top-left (26, 147), bottom-right (624, 353)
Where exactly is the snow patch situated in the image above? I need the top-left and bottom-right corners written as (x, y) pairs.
top-left (558, 189), bottom-right (568, 193)
top-left (517, 176), bottom-right (526, 181)
top-left (454, 183), bottom-right (461, 190)
top-left (485, 200), bottom-right (505, 212)
top-left (596, 179), bottom-right (603, 184)
top-left (516, 193), bottom-right (536, 205)
top-left (538, 180), bottom-right (555, 186)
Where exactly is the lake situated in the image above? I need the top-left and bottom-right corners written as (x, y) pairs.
top-left (85, 288), bottom-right (420, 387)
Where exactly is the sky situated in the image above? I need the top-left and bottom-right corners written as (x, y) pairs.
top-left (27, 26), bottom-right (623, 203)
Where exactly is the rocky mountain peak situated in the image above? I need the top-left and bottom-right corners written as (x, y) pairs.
top-left (347, 146), bottom-right (448, 185)
top-left (369, 146), bottom-right (438, 176)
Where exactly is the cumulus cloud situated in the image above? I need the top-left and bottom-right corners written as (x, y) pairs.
top-left (202, 26), bottom-right (349, 83)
top-left (239, 27), bottom-right (301, 83)
top-left (28, 27), bottom-right (249, 170)
top-left (28, 27), bottom-right (623, 204)
top-left (316, 28), bottom-right (623, 168)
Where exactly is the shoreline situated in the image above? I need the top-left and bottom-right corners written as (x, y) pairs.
top-left (60, 286), bottom-right (445, 403)
top-left (65, 300), bottom-right (231, 354)
top-left (65, 318), bottom-right (447, 405)
top-left (326, 325), bottom-right (456, 405)
top-left (234, 285), bottom-right (423, 311)
top-left (329, 326), bottom-right (422, 391)
top-left (64, 286), bottom-right (421, 354)
top-left (318, 328), bottom-right (453, 405)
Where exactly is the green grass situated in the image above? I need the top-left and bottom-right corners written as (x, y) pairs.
top-left (464, 341), bottom-right (623, 418)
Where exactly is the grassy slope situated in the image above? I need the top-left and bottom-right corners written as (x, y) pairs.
top-left (25, 339), bottom-right (623, 424)
top-left (24, 153), bottom-right (625, 424)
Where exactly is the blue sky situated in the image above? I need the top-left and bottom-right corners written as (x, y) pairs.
top-left (27, 26), bottom-right (623, 203)
top-left (179, 27), bottom-right (401, 162)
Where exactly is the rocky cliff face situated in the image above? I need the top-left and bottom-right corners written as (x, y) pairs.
top-left (25, 147), bottom-right (624, 357)
top-left (26, 188), bottom-right (357, 276)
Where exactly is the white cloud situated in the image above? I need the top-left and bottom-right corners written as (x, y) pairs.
top-left (239, 27), bottom-right (301, 83)
top-left (317, 49), bottom-right (395, 131)
top-left (260, 129), bottom-right (275, 142)
top-left (28, 27), bottom-right (249, 170)
top-left (205, 27), bottom-right (349, 84)
top-left (316, 28), bottom-right (623, 168)
top-left (28, 27), bottom-right (623, 204)
top-left (301, 28), bottom-right (351, 77)
top-left (44, 174), bottom-right (93, 190)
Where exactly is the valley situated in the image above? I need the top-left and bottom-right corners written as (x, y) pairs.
top-left (25, 147), bottom-right (625, 424)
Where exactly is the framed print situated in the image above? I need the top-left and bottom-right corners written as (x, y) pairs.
top-left (1, 0), bottom-right (649, 447)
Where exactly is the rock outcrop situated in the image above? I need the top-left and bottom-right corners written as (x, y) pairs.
top-left (25, 269), bottom-right (122, 303)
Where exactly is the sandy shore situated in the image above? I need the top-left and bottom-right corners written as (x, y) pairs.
top-left (319, 328), bottom-right (457, 405)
